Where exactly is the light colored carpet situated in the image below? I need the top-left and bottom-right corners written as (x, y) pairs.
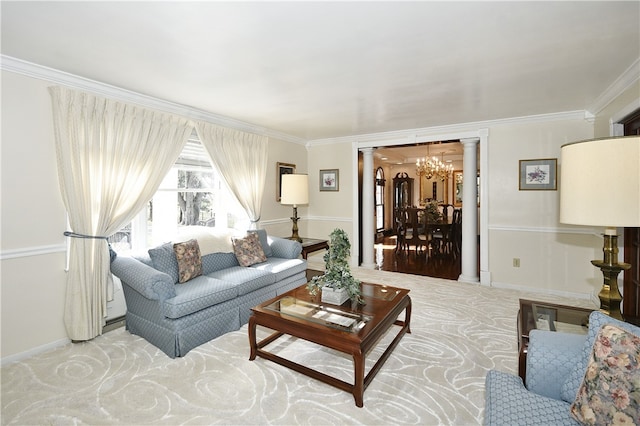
top-left (1, 268), bottom-right (594, 425)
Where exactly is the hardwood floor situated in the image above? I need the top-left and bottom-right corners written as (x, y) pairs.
top-left (306, 235), bottom-right (470, 282)
top-left (375, 235), bottom-right (462, 280)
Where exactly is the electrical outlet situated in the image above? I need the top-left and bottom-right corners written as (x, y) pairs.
top-left (513, 258), bottom-right (520, 268)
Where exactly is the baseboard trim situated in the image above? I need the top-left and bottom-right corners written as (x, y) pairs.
top-left (490, 280), bottom-right (592, 301)
top-left (1, 337), bottom-right (70, 367)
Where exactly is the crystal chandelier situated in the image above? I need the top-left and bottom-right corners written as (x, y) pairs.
top-left (415, 145), bottom-right (453, 181)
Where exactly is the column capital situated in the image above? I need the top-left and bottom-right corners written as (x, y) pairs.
top-left (360, 147), bottom-right (376, 154)
top-left (460, 137), bottom-right (480, 145)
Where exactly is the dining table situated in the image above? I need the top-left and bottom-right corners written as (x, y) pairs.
top-left (395, 207), bottom-right (455, 256)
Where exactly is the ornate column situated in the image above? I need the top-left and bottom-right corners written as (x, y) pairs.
top-left (361, 148), bottom-right (376, 268)
top-left (459, 138), bottom-right (480, 283)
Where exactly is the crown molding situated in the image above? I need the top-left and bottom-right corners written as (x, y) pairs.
top-left (588, 57), bottom-right (640, 116)
top-left (306, 110), bottom-right (586, 147)
top-left (0, 55), bottom-right (305, 145)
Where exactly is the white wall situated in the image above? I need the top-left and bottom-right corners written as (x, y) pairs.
top-left (259, 137), bottom-right (308, 238)
top-left (304, 141), bottom-right (355, 262)
top-left (486, 118), bottom-right (597, 296)
top-left (1, 71), bottom-right (69, 360)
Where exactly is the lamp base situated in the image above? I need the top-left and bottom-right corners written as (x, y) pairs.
top-left (591, 231), bottom-right (631, 321)
top-left (288, 206), bottom-right (302, 243)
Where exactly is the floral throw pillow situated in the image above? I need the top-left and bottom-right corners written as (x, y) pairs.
top-left (570, 324), bottom-right (640, 425)
top-left (173, 239), bottom-right (203, 283)
top-left (232, 233), bottom-right (266, 267)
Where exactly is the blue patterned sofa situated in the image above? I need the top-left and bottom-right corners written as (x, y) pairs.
top-left (110, 229), bottom-right (306, 358)
top-left (484, 311), bottom-right (640, 425)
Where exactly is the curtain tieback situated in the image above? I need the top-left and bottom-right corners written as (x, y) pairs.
top-left (64, 231), bottom-right (108, 240)
top-left (64, 231), bottom-right (117, 262)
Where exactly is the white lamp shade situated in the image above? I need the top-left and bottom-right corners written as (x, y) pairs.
top-left (560, 136), bottom-right (640, 227)
top-left (281, 174), bottom-right (309, 206)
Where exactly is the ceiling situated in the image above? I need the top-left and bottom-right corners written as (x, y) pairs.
top-left (2, 1), bottom-right (639, 143)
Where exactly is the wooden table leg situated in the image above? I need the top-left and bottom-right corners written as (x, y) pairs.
top-left (352, 348), bottom-right (365, 408)
top-left (248, 315), bottom-right (257, 361)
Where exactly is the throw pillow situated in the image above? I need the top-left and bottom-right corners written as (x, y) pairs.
top-left (173, 239), bottom-right (203, 283)
top-left (569, 324), bottom-right (640, 425)
top-left (232, 232), bottom-right (267, 267)
top-left (248, 229), bottom-right (273, 257)
top-left (148, 242), bottom-right (180, 284)
top-left (561, 311), bottom-right (640, 402)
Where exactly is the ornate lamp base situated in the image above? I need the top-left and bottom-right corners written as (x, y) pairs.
top-left (591, 232), bottom-right (630, 321)
top-left (288, 206), bottom-right (302, 243)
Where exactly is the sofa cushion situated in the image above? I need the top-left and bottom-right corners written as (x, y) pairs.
top-left (208, 266), bottom-right (275, 296)
top-left (201, 252), bottom-right (240, 274)
top-left (569, 324), bottom-right (640, 425)
top-left (173, 239), bottom-right (203, 283)
top-left (163, 275), bottom-right (238, 319)
top-left (250, 257), bottom-right (306, 282)
top-left (248, 229), bottom-right (273, 257)
top-left (561, 311), bottom-right (640, 402)
top-left (232, 233), bottom-right (267, 266)
top-left (149, 242), bottom-right (179, 284)
top-left (484, 370), bottom-right (578, 426)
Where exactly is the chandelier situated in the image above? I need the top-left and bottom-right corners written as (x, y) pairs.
top-left (415, 145), bottom-right (453, 181)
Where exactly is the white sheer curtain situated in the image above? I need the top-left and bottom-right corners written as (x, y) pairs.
top-left (49, 86), bottom-right (194, 341)
top-left (195, 122), bottom-right (268, 229)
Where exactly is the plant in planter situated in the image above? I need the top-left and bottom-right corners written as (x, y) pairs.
top-left (307, 228), bottom-right (363, 305)
top-left (424, 200), bottom-right (443, 223)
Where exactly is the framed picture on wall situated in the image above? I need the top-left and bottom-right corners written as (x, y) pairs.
top-left (276, 162), bottom-right (296, 201)
top-left (319, 169), bottom-right (339, 191)
top-left (519, 158), bottom-right (557, 190)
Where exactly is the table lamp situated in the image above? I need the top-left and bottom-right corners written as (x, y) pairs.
top-left (560, 135), bottom-right (640, 320)
top-left (280, 174), bottom-right (309, 243)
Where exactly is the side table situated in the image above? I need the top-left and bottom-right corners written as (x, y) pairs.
top-left (517, 299), bottom-right (592, 381)
top-left (298, 238), bottom-right (329, 259)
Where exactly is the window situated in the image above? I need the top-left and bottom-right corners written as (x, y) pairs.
top-left (109, 133), bottom-right (249, 253)
top-left (375, 167), bottom-right (385, 232)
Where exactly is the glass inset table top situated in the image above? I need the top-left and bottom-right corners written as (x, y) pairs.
top-left (265, 296), bottom-right (372, 333)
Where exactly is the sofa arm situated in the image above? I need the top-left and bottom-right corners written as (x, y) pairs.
top-left (111, 256), bottom-right (176, 301)
top-left (525, 330), bottom-right (586, 400)
top-left (269, 236), bottom-right (302, 259)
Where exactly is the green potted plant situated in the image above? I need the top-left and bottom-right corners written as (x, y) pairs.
top-left (307, 228), bottom-right (363, 305)
top-left (424, 200), bottom-right (443, 223)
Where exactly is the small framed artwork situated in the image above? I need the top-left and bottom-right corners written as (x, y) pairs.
top-left (519, 158), bottom-right (557, 190)
top-left (319, 169), bottom-right (339, 191)
top-left (276, 162), bottom-right (296, 201)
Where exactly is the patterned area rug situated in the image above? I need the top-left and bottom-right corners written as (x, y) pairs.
top-left (1, 268), bottom-right (593, 425)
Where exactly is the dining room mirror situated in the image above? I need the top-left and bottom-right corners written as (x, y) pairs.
top-left (420, 175), bottom-right (448, 205)
top-left (452, 170), bottom-right (463, 207)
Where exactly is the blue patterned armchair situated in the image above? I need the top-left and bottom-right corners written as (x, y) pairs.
top-left (484, 311), bottom-right (640, 425)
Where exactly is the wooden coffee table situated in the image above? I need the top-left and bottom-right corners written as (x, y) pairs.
top-left (248, 282), bottom-right (411, 407)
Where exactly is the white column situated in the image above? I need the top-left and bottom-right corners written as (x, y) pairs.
top-left (361, 148), bottom-right (376, 268)
top-left (459, 138), bottom-right (480, 283)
